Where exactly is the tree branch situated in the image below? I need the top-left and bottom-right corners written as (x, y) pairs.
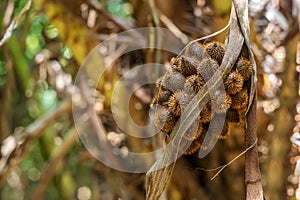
top-left (245, 93), bottom-right (264, 200)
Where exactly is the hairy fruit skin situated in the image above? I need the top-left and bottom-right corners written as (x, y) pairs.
top-left (184, 119), bottom-right (203, 141)
top-left (184, 42), bottom-right (211, 62)
top-left (168, 90), bottom-right (191, 116)
top-left (226, 109), bottom-right (240, 124)
top-left (154, 107), bottom-right (177, 133)
top-left (224, 70), bottom-right (244, 95)
top-left (152, 41), bottom-right (252, 155)
top-left (170, 56), bottom-right (198, 77)
top-left (211, 90), bottom-right (232, 114)
top-left (200, 101), bottom-right (214, 123)
top-left (235, 57), bottom-right (253, 81)
top-left (197, 58), bottom-right (219, 81)
top-left (204, 41), bottom-right (225, 65)
top-left (184, 74), bottom-right (206, 94)
top-left (162, 70), bottom-right (186, 92)
top-left (182, 139), bottom-right (202, 155)
top-left (231, 88), bottom-right (248, 110)
top-left (150, 89), bottom-right (172, 108)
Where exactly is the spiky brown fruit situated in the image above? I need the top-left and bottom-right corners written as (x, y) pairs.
top-left (199, 101), bottom-right (214, 123)
top-left (182, 139), bottom-right (202, 155)
top-left (170, 56), bottom-right (198, 77)
top-left (226, 109), bottom-right (240, 124)
top-left (235, 57), bottom-right (252, 81)
top-left (168, 90), bottom-right (191, 116)
top-left (211, 90), bottom-right (232, 114)
top-left (231, 88), bottom-right (248, 110)
top-left (218, 124), bottom-right (230, 139)
top-left (184, 119), bottom-right (203, 141)
top-left (204, 41), bottom-right (225, 65)
top-left (161, 70), bottom-right (185, 92)
top-left (150, 89), bottom-right (172, 108)
top-left (196, 126), bottom-right (214, 151)
top-left (151, 40), bottom-right (250, 146)
top-left (215, 121), bottom-right (230, 140)
top-left (237, 109), bottom-right (247, 127)
top-left (184, 74), bottom-right (206, 95)
top-left (184, 42), bottom-right (211, 62)
top-left (154, 107), bottom-right (177, 133)
top-left (150, 96), bottom-right (159, 109)
top-left (208, 114), bottom-right (229, 139)
top-left (197, 58), bottom-right (219, 81)
top-left (155, 76), bottom-right (163, 89)
top-left (224, 70), bottom-right (244, 95)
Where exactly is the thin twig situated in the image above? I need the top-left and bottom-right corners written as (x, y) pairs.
top-left (178, 18), bottom-right (231, 55)
top-left (245, 94), bottom-right (264, 200)
top-left (210, 138), bottom-right (258, 180)
top-left (0, 0), bottom-right (32, 47)
top-left (195, 166), bottom-right (223, 172)
top-left (195, 137), bottom-right (257, 174)
top-left (159, 13), bottom-right (189, 44)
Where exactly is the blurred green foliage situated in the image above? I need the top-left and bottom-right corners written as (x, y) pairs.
top-left (0, 59), bottom-right (7, 87)
top-left (99, 0), bottom-right (133, 19)
top-left (13, 0), bottom-right (29, 16)
top-left (25, 14), bottom-right (47, 59)
top-left (0, 0), bottom-right (131, 199)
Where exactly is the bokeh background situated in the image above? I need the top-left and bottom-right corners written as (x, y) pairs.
top-left (0, 0), bottom-right (300, 199)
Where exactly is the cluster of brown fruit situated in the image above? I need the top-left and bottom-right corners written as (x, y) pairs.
top-left (150, 41), bottom-right (253, 155)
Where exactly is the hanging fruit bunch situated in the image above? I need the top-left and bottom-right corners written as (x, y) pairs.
top-left (150, 41), bottom-right (253, 155)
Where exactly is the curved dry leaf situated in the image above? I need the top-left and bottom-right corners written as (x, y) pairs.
top-left (146, 3), bottom-right (246, 200)
top-left (232, 0), bottom-right (257, 113)
top-left (146, 151), bottom-right (175, 200)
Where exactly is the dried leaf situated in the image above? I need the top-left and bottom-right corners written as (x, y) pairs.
top-left (232, 0), bottom-right (257, 113)
top-left (146, 152), bottom-right (175, 200)
top-left (146, 3), bottom-right (245, 200)
top-left (233, 1), bottom-right (263, 199)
